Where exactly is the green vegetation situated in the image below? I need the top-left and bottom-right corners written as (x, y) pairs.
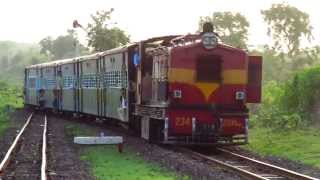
top-left (66, 123), bottom-right (187, 180)
top-left (0, 82), bottom-right (23, 135)
top-left (81, 146), bottom-right (185, 180)
top-left (252, 65), bottom-right (320, 130)
top-left (246, 127), bottom-right (320, 168)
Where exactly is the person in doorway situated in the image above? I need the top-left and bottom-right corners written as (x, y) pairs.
top-left (52, 89), bottom-right (59, 112)
top-left (133, 47), bottom-right (140, 67)
top-left (120, 88), bottom-right (127, 109)
top-left (38, 89), bottom-right (46, 111)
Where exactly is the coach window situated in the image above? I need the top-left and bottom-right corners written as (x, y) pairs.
top-left (196, 55), bottom-right (222, 83)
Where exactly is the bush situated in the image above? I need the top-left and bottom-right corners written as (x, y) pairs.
top-left (253, 66), bottom-right (320, 130)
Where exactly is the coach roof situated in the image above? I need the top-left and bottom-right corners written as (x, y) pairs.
top-left (26, 58), bottom-right (75, 69)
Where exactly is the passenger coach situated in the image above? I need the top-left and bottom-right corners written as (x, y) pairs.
top-left (25, 24), bottom-right (262, 146)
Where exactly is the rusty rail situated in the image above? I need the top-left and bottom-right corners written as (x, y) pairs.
top-left (217, 148), bottom-right (319, 180)
top-left (179, 147), bottom-right (319, 180)
top-left (0, 113), bottom-right (34, 174)
top-left (41, 115), bottom-right (47, 180)
top-left (179, 148), bottom-right (268, 180)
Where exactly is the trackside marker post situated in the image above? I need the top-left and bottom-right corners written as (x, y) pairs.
top-left (74, 136), bottom-right (124, 153)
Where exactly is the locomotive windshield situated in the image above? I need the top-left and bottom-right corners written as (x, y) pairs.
top-left (196, 55), bottom-right (222, 83)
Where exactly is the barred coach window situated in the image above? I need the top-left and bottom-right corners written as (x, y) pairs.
top-left (196, 55), bottom-right (222, 83)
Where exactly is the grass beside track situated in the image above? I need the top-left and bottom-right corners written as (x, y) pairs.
top-left (66, 123), bottom-right (188, 180)
top-left (0, 83), bottom-right (23, 135)
top-left (246, 127), bottom-right (320, 168)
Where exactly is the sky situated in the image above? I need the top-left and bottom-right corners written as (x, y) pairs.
top-left (0, 0), bottom-right (319, 48)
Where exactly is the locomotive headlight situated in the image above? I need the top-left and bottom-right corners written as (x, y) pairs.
top-left (201, 32), bottom-right (218, 49)
top-left (235, 91), bottom-right (245, 100)
top-left (173, 90), bottom-right (182, 98)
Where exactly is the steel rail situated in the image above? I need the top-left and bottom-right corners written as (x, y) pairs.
top-left (179, 148), bottom-right (269, 180)
top-left (41, 115), bottom-right (47, 180)
top-left (0, 113), bottom-right (34, 174)
top-left (217, 148), bottom-right (319, 180)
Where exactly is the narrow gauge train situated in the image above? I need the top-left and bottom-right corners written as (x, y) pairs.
top-left (24, 25), bottom-right (262, 146)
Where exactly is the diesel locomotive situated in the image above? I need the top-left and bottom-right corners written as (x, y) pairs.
top-left (24, 24), bottom-right (262, 146)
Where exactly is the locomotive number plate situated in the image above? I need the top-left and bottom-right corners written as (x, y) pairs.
top-left (223, 119), bottom-right (243, 128)
top-left (175, 117), bottom-right (191, 127)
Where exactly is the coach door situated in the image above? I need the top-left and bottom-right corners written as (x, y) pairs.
top-left (43, 66), bottom-right (56, 108)
top-left (61, 61), bottom-right (76, 112)
top-left (103, 53), bottom-right (129, 122)
top-left (26, 68), bottom-right (38, 105)
top-left (80, 58), bottom-right (99, 116)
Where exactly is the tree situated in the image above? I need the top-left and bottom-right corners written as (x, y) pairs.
top-left (261, 3), bottom-right (313, 57)
top-left (87, 9), bottom-right (130, 52)
top-left (199, 12), bottom-right (249, 48)
top-left (39, 36), bottom-right (53, 56)
top-left (39, 30), bottom-right (87, 60)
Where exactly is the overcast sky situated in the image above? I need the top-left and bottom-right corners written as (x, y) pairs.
top-left (0, 0), bottom-right (319, 48)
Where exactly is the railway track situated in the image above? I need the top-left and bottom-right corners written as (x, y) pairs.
top-left (180, 147), bottom-right (319, 180)
top-left (0, 113), bottom-right (48, 180)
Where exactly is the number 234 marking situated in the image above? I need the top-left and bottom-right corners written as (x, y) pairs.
top-left (175, 117), bottom-right (191, 126)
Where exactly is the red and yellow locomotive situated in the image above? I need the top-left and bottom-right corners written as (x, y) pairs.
top-left (134, 25), bottom-right (262, 145)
